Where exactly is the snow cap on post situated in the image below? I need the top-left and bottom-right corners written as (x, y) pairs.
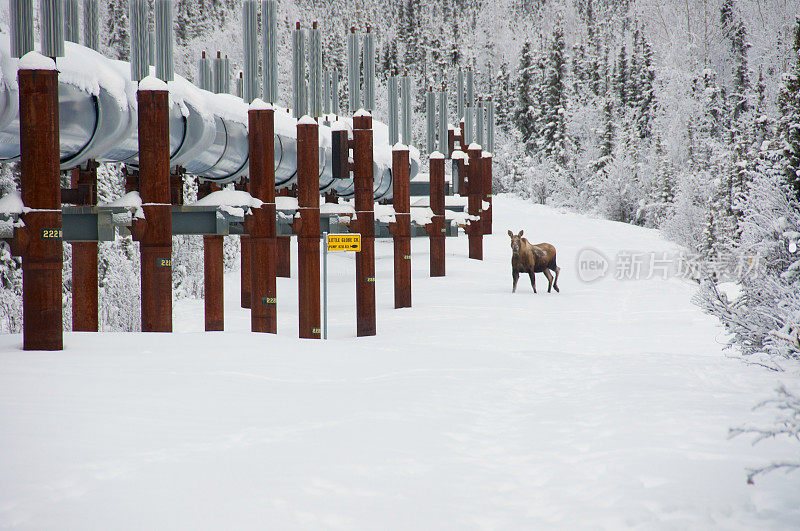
top-left (138, 75), bottom-right (169, 91)
top-left (249, 98), bottom-right (274, 111)
top-left (18, 51), bottom-right (57, 70)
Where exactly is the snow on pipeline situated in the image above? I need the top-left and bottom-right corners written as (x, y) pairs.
top-left (1, 195), bottom-right (799, 529)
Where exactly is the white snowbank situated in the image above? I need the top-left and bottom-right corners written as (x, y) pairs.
top-left (103, 191), bottom-right (142, 208)
top-left (275, 196), bottom-right (299, 210)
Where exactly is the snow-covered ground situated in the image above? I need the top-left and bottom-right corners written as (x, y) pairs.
top-left (1, 195), bottom-right (799, 529)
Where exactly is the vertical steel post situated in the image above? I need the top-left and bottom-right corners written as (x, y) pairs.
top-left (262, 0), bottom-right (278, 103)
top-left (249, 105), bottom-right (277, 333)
top-left (237, 179), bottom-right (252, 309)
top-left (323, 69), bottom-right (331, 116)
top-left (391, 146), bottom-right (411, 308)
top-left (476, 98), bottom-right (485, 148)
top-left (138, 85), bottom-right (173, 332)
top-left (353, 113), bottom-right (376, 336)
top-left (64, 0), bottom-right (79, 43)
top-left (83, 0), bottom-right (99, 50)
top-left (467, 145), bottom-right (483, 261)
top-left (19, 63), bottom-right (62, 350)
top-left (242, 0), bottom-right (258, 102)
top-left (70, 164), bottom-right (98, 332)
top-left (425, 88), bottom-right (436, 155)
top-left (428, 154), bottom-right (446, 277)
top-left (40, 0), bottom-right (65, 58)
top-left (438, 85), bottom-right (448, 157)
top-left (309, 22), bottom-right (322, 119)
top-left (347, 27), bottom-right (360, 113)
top-left (292, 22), bottom-right (307, 118)
top-left (129, 0), bottom-right (148, 81)
top-left (199, 181), bottom-right (223, 331)
top-left (400, 74), bottom-right (412, 146)
top-left (482, 152), bottom-right (493, 235)
top-left (487, 97), bottom-right (496, 153)
top-left (331, 67), bottom-right (340, 117)
top-left (155, 0), bottom-right (174, 82)
top-left (297, 119), bottom-right (321, 339)
top-left (363, 26), bottom-right (375, 112)
top-left (456, 68), bottom-right (464, 123)
top-left (10, 0), bottom-right (35, 58)
top-left (388, 75), bottom-right (399, 145)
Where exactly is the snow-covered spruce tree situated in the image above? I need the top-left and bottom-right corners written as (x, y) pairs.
top-left (103, 0), bottom-right (130, 61)
top-left (0, 163), bottom-right (22, 333)
top-left (780, 18), bottom-right (800, 201)
top-left (539, 26), bottom-right (570, 170)
top-left (513, 42), bottom-right (541, 153)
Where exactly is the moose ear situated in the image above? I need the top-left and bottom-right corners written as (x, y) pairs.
top-left (518, 230), bottom-right (524, 237)
top-left (508, 230), bottom-right (514, 238)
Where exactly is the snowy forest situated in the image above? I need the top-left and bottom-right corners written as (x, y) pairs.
top-left (1, 0), bottom-right (800, 481)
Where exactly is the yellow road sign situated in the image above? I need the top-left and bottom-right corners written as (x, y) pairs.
top-left (327, 233), bottom-right (361, 252)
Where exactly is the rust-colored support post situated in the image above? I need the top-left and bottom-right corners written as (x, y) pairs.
top-left (276, 188), bottom-right (292, 278)
top-left (482, 153), bottom-right (493, 235)
top-left (277, 236), bottom-right (291, 278)
top-left (71, 164), bottom-right (98, 332)
top-left (236, 181), bottom-right (252, 308)
top-left (428, 155), bottom-right (446, 277)
top-left (297, 118), bottom-right (321, 339)
top-left (248, 105), bottom-right (277, 333)
top-left (199, 181), bottom-right (224, 331)
top-left (353, 113), bottom-right (376, 336)
top-left (391, 146), bottom-right (411, 308)
top-left (19, 65), bottom-right (62, 350)
top-left (138, 84), bottom-right (173, 332)
top-left (467, 145), bottom-right (483, 261)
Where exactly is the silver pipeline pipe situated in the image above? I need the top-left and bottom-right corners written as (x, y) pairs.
top-left (155, 0), bottom-right (174, 82)
top-left (213, 52), bottom-right (225, 94)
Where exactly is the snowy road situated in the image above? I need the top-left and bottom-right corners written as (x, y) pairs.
top-left (1, 195), bottom-right (799, 529)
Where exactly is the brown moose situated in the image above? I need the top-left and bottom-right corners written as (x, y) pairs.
top-left (508, 230), bottom-right (561, 294)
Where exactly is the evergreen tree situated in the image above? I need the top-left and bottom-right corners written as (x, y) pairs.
top-left (104, 0), bottom-right (130, 61)
top-left (780, 18), bottom-right (800, 200)
top-left (540, 27), bottom-right (570, 167)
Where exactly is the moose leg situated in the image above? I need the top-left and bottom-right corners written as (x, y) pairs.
top-left (553, 266), bottom-right (561, 293)
top-left (512, 270), bottom-right (519, 293)
top-left (528, 272), bottom-right (537, 294)
top-left (544, 269), bottom-right (554, 293)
